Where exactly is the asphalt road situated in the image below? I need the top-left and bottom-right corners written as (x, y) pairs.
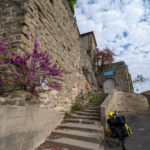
top-left (103, 111), bottom-right (150, 150)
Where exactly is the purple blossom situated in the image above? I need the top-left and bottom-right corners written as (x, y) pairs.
top-left (0, 60), bottom-right (4, 64)
top-left (13, 71), bottom-right (23, 77)
top-left (0, 40), bottom-right (69, 96)
top-left (34, 39), bottom-right (39, 49)
top-left (6, 40), bottom-right (11, 47)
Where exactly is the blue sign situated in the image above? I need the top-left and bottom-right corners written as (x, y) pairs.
top-left (104, 71), bottom-right (114, 76)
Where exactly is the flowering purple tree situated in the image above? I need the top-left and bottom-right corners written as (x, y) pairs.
top-left (0, 40), bottom-right (69, 95)
top-left (94, 47), bottom-right (114, 71)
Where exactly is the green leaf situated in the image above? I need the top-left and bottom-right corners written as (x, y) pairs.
top-left (67, 0), bottom-right (77, 13)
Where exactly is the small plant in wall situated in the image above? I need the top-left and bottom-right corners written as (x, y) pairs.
top-left (0, 40), bottom-right (69, 96)
top-left (71, 102), bottom-right (84, 111)
top-left (64, 112), bottom-right (72, 119)
top-left (89, 92), bottom-right (100, 103)
top-left (67, 0), bottom-right (77, 13)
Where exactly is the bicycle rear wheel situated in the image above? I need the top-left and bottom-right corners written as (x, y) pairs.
top-left (116, 128), bottom-right (126, 150)
top-left (121, 139), bottom-right (126, 150)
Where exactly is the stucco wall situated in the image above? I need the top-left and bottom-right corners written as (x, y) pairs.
top-left (0, 106), bottom-right (62, 150)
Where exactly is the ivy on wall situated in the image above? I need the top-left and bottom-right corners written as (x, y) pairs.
top-left (67, 0), bottom-right (77, 13)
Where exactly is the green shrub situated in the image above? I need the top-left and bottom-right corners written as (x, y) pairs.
top-left (67, 0), bottom-right (77, 13)
top-left (89, 92), bottom-right (100, 103)
top-left (72, 102), bottom-right (84, 111)
top-left (64, 112), bottom-right (71, 119)
top-left (87, 91), bottom-right (92, 97)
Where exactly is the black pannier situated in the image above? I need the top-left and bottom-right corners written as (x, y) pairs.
top-left (107, 116), bottom-right (130, 138)
top-left (107, 116), bottom-right (126, 126)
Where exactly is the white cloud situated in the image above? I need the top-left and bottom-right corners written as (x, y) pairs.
top-left (134, 79), bottom-right (150, 93)
top-left (75, 0), bottom-right (150, 92)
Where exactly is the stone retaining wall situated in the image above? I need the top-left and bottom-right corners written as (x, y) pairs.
top-left (0, 1), bottom-right (97, 149)
top-left (101, 90), bottom-right (149, 132)
top-left (142, 92), bottom-right (150, 106)
top-left (100, 90), bottom-right (118, 131)
top-left (0, 106), bottom-right (62, 150)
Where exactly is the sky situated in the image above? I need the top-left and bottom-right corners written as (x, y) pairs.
top-left (75, 0), bottom-right (150, 93)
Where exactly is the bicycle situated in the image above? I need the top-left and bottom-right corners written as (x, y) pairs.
top-left (107, 111), bottom-right (132, 150)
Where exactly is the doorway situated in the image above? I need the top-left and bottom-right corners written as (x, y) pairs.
top-left (103, 79), bottom-right (115, 94)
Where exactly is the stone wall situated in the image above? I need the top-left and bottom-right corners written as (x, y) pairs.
top-left (96, 61), bottom-right (133, 93)
top-left (80, 32), bottom-right (98, 91)
top-left (142, 91), bottom-right (150, 106)
top-left (0, 1), bottom-right (98, 149)
top-left (100, 90), bottom-right (118, 131)
top-left (0, 105), bottom-right (62, 150)
top-left (0, 0), bottom-right (88, 111)
top-left (0, 0), bottom-right (28, 44)
top-left (117, 91), bottom-right (149, 112)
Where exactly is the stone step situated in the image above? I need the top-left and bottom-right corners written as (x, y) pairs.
top-left (72, 111), bottom-right (100, 116)
top-left (35, 97), bottom-right (106, 150)
top-left (46, 137), bottom-right (102, 150)
top-left (57, 123), bottom-right (103, 133)
top-left (87, 102), bottom-right (101, 106)
top-left (85, 106), bottom-right (100, 110)
top-left (87, 104), bottom-right (100, 107)
top-left (51, 129), bottom-right (103, 143)
top-left (63, 118), bottom-right (101, 125)
top-left (82, 109), bottom-right (100, 113)
top-left (70, 114), bottom-right (100, 121)
top-left (88, 102), bottom-right (101, 105)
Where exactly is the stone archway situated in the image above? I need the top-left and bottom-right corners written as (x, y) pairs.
top-left (103, 79), bottom-right (115, 94)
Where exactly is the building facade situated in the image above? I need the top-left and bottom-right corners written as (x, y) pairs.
top-left (80, 32), bottom-right (98, 91)
top-left (96, 61), bottom-right (134, 94)
top-left (79, 32), bottom-right (134, 94)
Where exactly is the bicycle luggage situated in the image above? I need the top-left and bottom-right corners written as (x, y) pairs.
top-left (107, 116), bottom-right (132, 137)
top-left (107, 116), bottom-right (125, 126)
top-left (125, 123), bottom-right (132, 137)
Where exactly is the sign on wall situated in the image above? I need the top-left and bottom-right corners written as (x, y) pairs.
top-left (104, 71), bottom-right (114, 76)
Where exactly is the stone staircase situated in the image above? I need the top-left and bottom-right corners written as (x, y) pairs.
top-left (36, 95), bottom-right (107, 150)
